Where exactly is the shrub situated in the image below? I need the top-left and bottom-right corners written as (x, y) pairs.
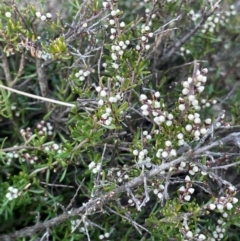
top-left (0, 0), bottom-right (240, 240)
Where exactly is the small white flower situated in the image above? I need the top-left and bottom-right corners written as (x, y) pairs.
top-left (36, 11), bottom-right (41, 18)
top-left (119, 49), bottom-right (124, 55)
top-left (167, 113), bottom-right (174, 120)
top-left (188, 114), bottom-right (194, 120)
top-left (102, 2), bottom-right (109, 8)
top-left (165, 140), bottom-right (172, 147)
top-left (120, 21), bottom-right (125, 28)
top-left (5, 12), bottom-right (12, 18)
top-left (180, 161), bottom-right (186, 168)
top-left (145, 26), bottom-right (150, 31)
top-left (88, 161), bottom-right (96, 169)
top-left (179, 104), bottom-right (185, 111)
top-left (133, 150), bottom-right (139, 156)
top-left (188, 188), bottom-right (195, 194)
top-left (192, 99), bottom-right (199, 106)
top-left (109, 19), bottom-right (115, 25)
top-left (140, 94), bottom-right (147, 101)
top-left (197, 86), bottom-right (205, 92)
top-left (166, 120), bottom-right (172, 126)
top-left (205, 118), bottom-right (212, 124)
top-left (105, 232), bottom-right (110, 238)
top-left (157, 192), bottom-right (163, 199)
top-left (200, 128), bottom-right (207, 135)
top-left (177, 133), bottom-right (184, 139)
top-left (41, 15), bottom-right (47, 21)
top-left (136, 45), bottom-right (141, 50)
top-left (208, 203), bottom-right (216, 210)
top-left (153, 189), bottom-right (159, 194)
top-left (145, 44), bottom-right (150, 50)
top-left (159, 184), bottom-right (164, 190)
top-left (142, 110), bottom-right (149, 116)
top-left (185, 175), bottom-right (191, 182)
top-left (46, 13), bottom-right (52, 19)
top-left (148, 32), bottom-right (154, 37)
top-left (98, 99), bottom-right (104, 106)
top-left (99, 234), bottom-right (104, 240)
top-left (217, 204), bottom-right (224, 210)
top-left (185, 124), bottom-right (192, 132)
top-left (141, 104), bottom-right (149, 111)
top-left (109, 96), bottom-right (117, 103)
top-left (187, 77), bottom-right (193, 83)
top-left (111, 53), bottom-right (117, 61)
top-left (222, 212), bottom-right (228, 218)
top-left (186, 231), bottom-right (193, 238)
top-left (111, 10), bottom-right (117, 16)
top-left (79, 76), bottom-right (85, 81)
top-left (182, 88), bottom-right (189, 95)
top-left (170, 149), bottom-right (177, 156)
top-left (110, 35), bottom-right (115, 40)
top-left (192, 166), bottom-right (199, 172)
top-left (159, 115), bottom-right (165, 122)
top-left (226, 202), bottom-right (233, 210)
top-left (232, 197), bottom-right (238, 204)
top-left (188, 95), bottom-right (195, 101)
top-left (110, 28), bottom-right (116, 34)
top-left (179, 186), bottom-right (186, 192)
top-left (161, 151), bottom-right (168, 158)
top-left (184, 194), bottom-right (191, 201)
top-left (182, 81), bottom-right (190, 88)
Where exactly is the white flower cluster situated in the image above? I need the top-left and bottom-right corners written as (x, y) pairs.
top-left (99, 232), bottom-right (110, 240)
top-left (135, 24), bottom-right (153, 51)
top-left (208, 192), bottom-right (238, 213)
top-left (110, 40), bottom-right (130, 69)
top-left (11, 105), bottom-right (20, 117)
top-left (189, 5), bottom-right (236, 34)
top-left (21, 153), bottom-right (38, 164)
top-left (209, 219), bottom-right (226, 241)
top-left (178, 161), bottom-right (207, 177)
top-left (180, 46), bottom-right (191, 56)
top-left (43, 142), bottom-right (63, 153)
top-left (180, 68), bottom-right (209, 110)
top-left (95, 86), bottom-right (123, 126)
top-left (184, 230), bottom-right (206, 241)
top-left (35, 11), bottom-right (52, 21)
top-left (183, 224), bottom-right (207, 240)
top-left (153, 184), bottom-right (165, 200)
top-left (88, 161), bottom-right (101, 174)
top-left (75, 69), bottom-right (91, 81)
top-left (5, 12), bottom-right (12, 18)
top-left (156, 140), bottom-right (177, 159)
top-left (133, 149), bottom-right (151, 167)
top-left (179, 175), bottom-right (195, 202)
top-left (36, 120), bottom-right (54, 136)
top-left (6, 151), bottom-right (19, 165)
top-left (116, 170), bottom-right (129, 183)
top-left (6, 186), bottom-right (18, 200)
top-left (140, 92), bottom-right (173, 126)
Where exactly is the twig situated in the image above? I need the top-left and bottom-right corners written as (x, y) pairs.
top-left (0, 84), bottom-right (76, 107)
top-left (1, 52), bottom-right (12, 85)
top-left (10, 54), bottom-right (25, 87)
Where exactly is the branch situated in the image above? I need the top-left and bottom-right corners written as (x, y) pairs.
top-left (0, 131), bottom-right (239, 240)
